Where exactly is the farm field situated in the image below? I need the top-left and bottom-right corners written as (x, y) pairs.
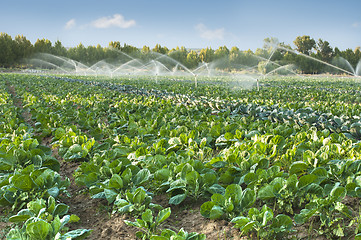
top-left (2, 73), bottom-right (361, 239)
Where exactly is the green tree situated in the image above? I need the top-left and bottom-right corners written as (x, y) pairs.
top-left (199, 47), bottom-right (214, 63)
top-left (186, 50), bottom-right (200, 69)
top-left (13, 35), bottom-right (33, 64)
top-left (229, 46), bottom-right (242, 69)
top-left (316, 39), bottom-right (334, 62)
top-left (0, 33), bottom-right (15, 67)
top-left (168, 46), bottom-right (188, 67)
top-left (214, 46), bottom-right (230, 69)
top-left (293, 35), bottom-right (316, 55)
top-left (109, 41), bottom-right (121, 50)
top-left (34, 38), bottom-right (52, 53)
top-left (53, 40), bottom-right (67, 57)
top-left (152, 44), bottom-right (169, 55)
top-left (120, 43), bottom-right (140, 58)
top-left (140, 45), bottom-right (151, 61)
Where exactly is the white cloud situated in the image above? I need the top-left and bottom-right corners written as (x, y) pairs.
top-left (353, 22), bottom-right (361, 28)
top-left (195, 23), bottom-right (225, 40)
top-left (65, 19), bottom-right (76, 30)
top-left (91, 14), bottom-right (136, 29)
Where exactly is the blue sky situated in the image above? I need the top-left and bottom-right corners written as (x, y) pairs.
top-left (1, 0), bottom-right (361, 51)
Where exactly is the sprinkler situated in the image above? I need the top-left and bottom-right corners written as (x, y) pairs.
top-left (256, 78), bottom-right (259, 91)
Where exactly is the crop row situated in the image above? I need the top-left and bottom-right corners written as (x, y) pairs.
top-left (0, 77), bottom-right (92, 239)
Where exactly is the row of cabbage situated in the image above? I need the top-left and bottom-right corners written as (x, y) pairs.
top-left (0, 76), bottom-right (92, 239)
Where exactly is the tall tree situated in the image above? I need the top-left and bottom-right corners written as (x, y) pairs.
top-left (53, 40), bottom-right (67, 57)
top-left (152, 44), bottom-right (169, 55)
top-left (13, 35), bottom-right (33, 63)
top-left (34, 38), bottom-right (52, 53)
top-left (199, 47), bottom-right (214, 63)
top-left (294, 35), bottom-right (316, 55)
top-left (186, 50), bottom-right (200, 69)
top-left (316, 39), bottom-right (334, 62)
top-left (0, 33), bottom-right (15, 66)
top-left (168, 46), bottom-right (188, 66)
top-left (229, 46), bottom-right (242, 69)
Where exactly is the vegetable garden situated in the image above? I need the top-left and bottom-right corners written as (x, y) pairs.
top-left (2, 73), bottom-right (361, 239)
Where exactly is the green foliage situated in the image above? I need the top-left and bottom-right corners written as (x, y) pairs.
top-left (124, 208), bottom-right (171, 239)
top-left (113, 187), bottom-right (162, 216)
top-left (231, 205), bottom-right (293, 239)
top-left (7, 196), bottom-right (92, 240)
top-left (200, 184), bottom-right (255, 220)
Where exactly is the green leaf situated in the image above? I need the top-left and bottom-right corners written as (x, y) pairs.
top-left (109, 174), bottom-right (123, 189)
top-left (52, 215), bottom-right (61, 234)
top-left (355, 233), bottom-right (361, 240)
top-left (289, 161), bottom-right (308, 175)
top-left (211, 193), bottom-right (226, 206)
top-left (26, 220), bottom-right (51, 240)
top-left (225, 184), bottom-right (242, 203)
top-left (69, 214), bottom-right (80, 223)
top-left (200, 201), bottom-right (215, 218)
top-left (294, 208), bottom-right (317, 225)
top-left (54, 127), bottom-right (66, 140)
top-left (240, 189), bottom-right (256, 210)
top-left (154, 169), bottom-right (170, 181)
top-left (208, 184), bottom-right (225, 195)
top-left (11, 174), bottom-right (36, 191)
top-left (133, 188), bottom-right (146, 204)
top-left (142, 209), bottom-right (153, 223)
top-left (60, 229), bottom-right (93, 240)
top-left (210, 205), bottom-right (224, 219)
top-left (133, 169), bottom-right (151, 186)
top-left (258, 185), bottom-right (275, 200)
top-left (330, 186), bottom-right (346, 201)
top-left (169, 193), bottom-right (187, 205)
top-left (104, 188), bottom-right (118, 204)
top-left (297, 174), bottom-right (318, 189)
top-left (305, 183), bottom-right (324, 197)
top-left (9, 214), bottom-right (31, 223)
top-left (243, 172), bottom-right (257, 185)
top-left (156, 207), bottom-right (171, 224)
top-left (262, 210), bottom-right (274, 226)
top-left (271, 214), bottom-right (293, 232)
top-left (53, 203), bottom-right (69, 216)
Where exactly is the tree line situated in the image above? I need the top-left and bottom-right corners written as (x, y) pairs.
top-left (0, 32), bottom-right (360, 74)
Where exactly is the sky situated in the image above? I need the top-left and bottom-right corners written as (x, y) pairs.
top-left (1, 0), bottom-right (361, 51)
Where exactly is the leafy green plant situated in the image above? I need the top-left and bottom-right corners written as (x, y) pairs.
top-left (231, 205), bottom-right (293, 240)
top-left (200, 184), bottom-right (255, 220)
top-left (0, 165), bottom-right (70, 210)
top-left (151, 228), bottom-right (206, 240)
top-left (113, 187), bottom-right (162, 216)
top-left (257, 173), bottom-right (324, 214)
top-left (53, 127), bottom-right (95, 162)
top-left (162, 162), bottom-right (217, 205)
top-left (7, 196), bottom-right (92, 240)
top-left (124, 207), bottom-right (171, 239)
top-left (294, 183), bottom-right (351, 238)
